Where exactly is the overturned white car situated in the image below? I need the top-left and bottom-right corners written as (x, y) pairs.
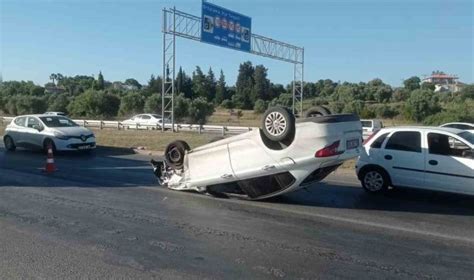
top-left (152, 106), bottom-right (362, 200)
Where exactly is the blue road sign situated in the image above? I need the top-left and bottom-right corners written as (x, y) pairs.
top-left (201, 2), bottom-right (251, 52)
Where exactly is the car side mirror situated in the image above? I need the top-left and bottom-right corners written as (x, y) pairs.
top-left (462, 149), bottom-right (474, 159)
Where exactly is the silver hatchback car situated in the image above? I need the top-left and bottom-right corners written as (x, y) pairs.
top-left (3, 115), bottom-right (96, 152)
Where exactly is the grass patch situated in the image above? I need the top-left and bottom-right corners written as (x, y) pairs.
top-left (208, 109), bottom-right (261, 127)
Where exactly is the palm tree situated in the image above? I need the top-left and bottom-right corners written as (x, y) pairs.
top-left (49, 73), bottom-right (57, 85)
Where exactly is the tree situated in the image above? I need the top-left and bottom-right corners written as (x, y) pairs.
top-left (403, 76), bottom-right (421, 91)
top-left (49, 73), bottom-right (57, 85)
top-left (96, 71), bottom-right (105, 90)
top-left (215, 70), bottom-right (227, 104)
top-left (421, 82), bottom-right (435, 91)
top-left (253, 99), bottom-right (267, 113)
top-left (174, 93), bottom-right (190, 121)
top-left (374, 86), bottom-right (393, 103)
top-left (144, 94), bottom-right (162, 114)
top-left (147, 74), bottom-right (162, 94)
top-left (67, 90), bottom-right (120, 118)
top-left (252, 65), bottom-right (270, 102)
top-left (392, 88), bottom-right (410, 102)
top-left (124, 78), bottom-right (142, 90)
top-left (192, 66), bottom-right (207, 100)
top-left (176, 67), bottom-right (193, 98)
top-left (119, 92), bottom-right (145, 116)
top-left (404, 89), bottom-right (441, 122)
top-left (187, 97), bottom-right (215, 125)
top-left (206, 67), bottom-right (216, 102)
top-left (235, 61), bottom-right (255, 109)
top-left (48, 94), bottom-right (70, 113)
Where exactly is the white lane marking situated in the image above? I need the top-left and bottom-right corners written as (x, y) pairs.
top-left (143, 186), bottom-right (474, 245)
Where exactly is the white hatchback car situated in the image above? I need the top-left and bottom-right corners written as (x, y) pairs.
top-left (152, 106), bottom-right (363, 200)
top-left (357, 127), bottom-right (474, 195)
top-left (3, 115), bottom-right (96, 152)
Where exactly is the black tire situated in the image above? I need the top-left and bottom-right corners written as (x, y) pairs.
top-left (164, 140), bottom-right (190, 170)
top-left (43, 138), bottom-right (57, 154)
top-left (360, 167), bottom-right (389, 194)
top-left (261, 107), bottom-right (295, 142)
top-left (3, 136), bottom-right (16, 151)
top-left (304, 106), bottom-right (332, 118)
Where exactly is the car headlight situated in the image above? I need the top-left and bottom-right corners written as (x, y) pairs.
top-left (54, 131), bottom-right (70, 140)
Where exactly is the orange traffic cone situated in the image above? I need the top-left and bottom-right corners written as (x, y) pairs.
top-left (43, 144), bottom-right (57, 173)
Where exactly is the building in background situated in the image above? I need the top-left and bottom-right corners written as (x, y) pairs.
top-left (422, 71), bottom-right (464, 93)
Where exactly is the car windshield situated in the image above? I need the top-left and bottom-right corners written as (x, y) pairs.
top-left (458, 131), bottom-right (474, 145)
top-left (40, 116), bottom-right (79, 127)
top-left (361, 121), bottom-right (372, 128)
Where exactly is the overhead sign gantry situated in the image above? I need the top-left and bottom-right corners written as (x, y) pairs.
top-left (162, 2), bottom-right (304, 131)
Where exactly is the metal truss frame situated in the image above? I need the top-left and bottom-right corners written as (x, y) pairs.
top-left (162, 7), bottom-right (304, 128)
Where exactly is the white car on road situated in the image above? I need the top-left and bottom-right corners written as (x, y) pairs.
top-left (151, 106), bottom-right (363, 200)
top-left (122, 114), bottom-right (168, 129)
top-left (361, 119), bottom-right (383, 139)
top-left (357, 127), bottom-right (474, 195)
top-left (440, 122), bottom-right (474, 134)
top-left (3, 115), bottom-right (96, 152)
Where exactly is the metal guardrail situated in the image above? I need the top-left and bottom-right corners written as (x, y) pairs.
top-left (1, 116), bottom-right (256, 136)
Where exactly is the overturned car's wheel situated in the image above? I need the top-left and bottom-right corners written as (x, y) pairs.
top-left (304, 106), bottom-right (332, 118)
top-left (164, 140), bottom-right (190, 170)
top-left (261, 107), bottom-right (295, 143)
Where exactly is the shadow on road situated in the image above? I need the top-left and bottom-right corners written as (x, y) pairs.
top-left (0, 146), bottom-right (158, 188)
top-left (267, 181), bottom-right (474, 216)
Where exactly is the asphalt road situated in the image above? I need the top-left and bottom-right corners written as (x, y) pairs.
top-left (1, 145), bottom-right (474, 279)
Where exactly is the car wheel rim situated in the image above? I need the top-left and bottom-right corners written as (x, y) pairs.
top-left (265, 112), bottom-right (287, 137)
top-left (364, 171), bottom-right (384, 191)
top-left (168, 146), bottom-right (181, 163)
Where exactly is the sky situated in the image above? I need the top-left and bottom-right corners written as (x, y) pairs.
top-left (1, 0), bottom-right (473, 87)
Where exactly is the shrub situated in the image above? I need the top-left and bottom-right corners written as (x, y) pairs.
top-left (253, 99), bottom-right (267, 113)
top-left (221, 99), bottom-right (234, 109)
top-left (187, 97), bottom-right (215, 125)
top-left (144, 94), bottom-right (162, 114)
top-left (119, 92), bottom-right (145, 116)
top-left (375, 104), bottom-right (399, 119)
top-left (404, 89), bottom-right (441, 122)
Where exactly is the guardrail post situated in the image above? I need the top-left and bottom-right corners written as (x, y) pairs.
top-left (222, 126), bottom-right (225, 136)
top-left (83, 120), bottom-right (86, 127)
top-left (100, 121), bottom-right (103, 130)
top-left (198, 125), bottom-right (202, 134)
top-left (118, 122), bottom-right (121, 130)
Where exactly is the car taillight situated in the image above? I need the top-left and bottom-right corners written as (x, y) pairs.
top-left (315, 140), bottom-right (342, 157)
top-left (363, 130), bottom-right (379, 145)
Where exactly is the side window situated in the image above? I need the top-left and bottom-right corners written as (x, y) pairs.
top-left (370, 133), bottom-right (389, 149)
top-left (385, 131), bottom-right (421, 153)
top-left (27, 117), bottom-right (40, 128)
top-left (457, 124), bottom-right (471, 130)
top-left (14, 117), bottom-right (26, 127)
top-left (141, 115), bottom-right (151, 120)
top-left (428, 133), bottom-right (471, 158)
